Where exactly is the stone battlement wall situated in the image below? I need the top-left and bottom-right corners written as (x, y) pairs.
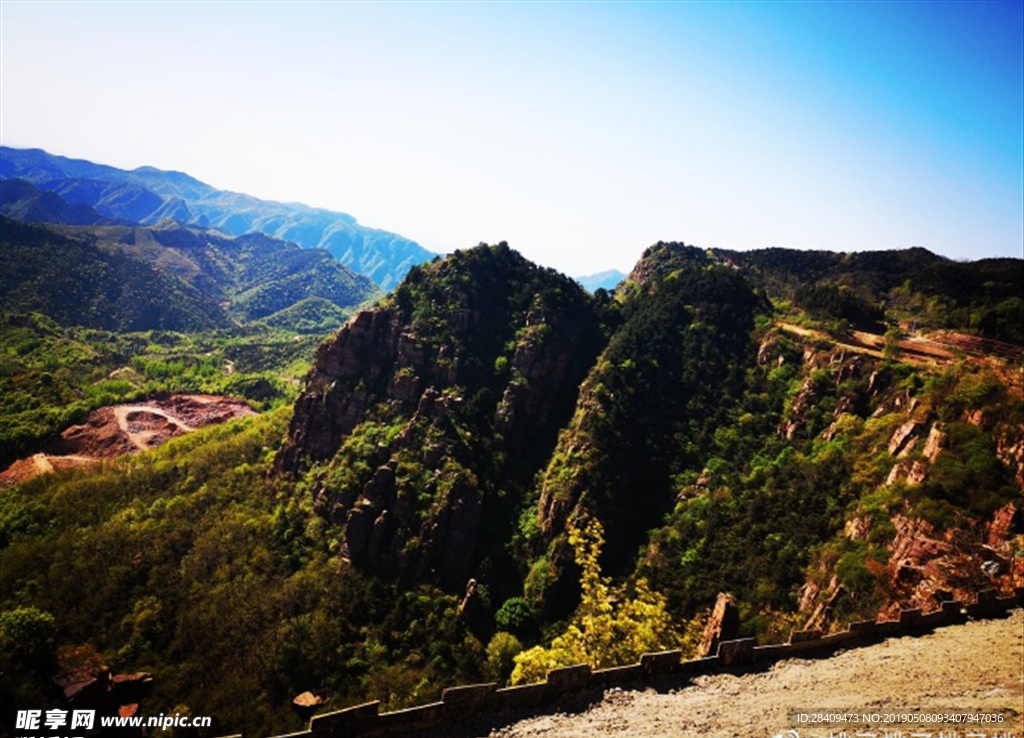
top-left (237, 588), bottom-right (1023, 738)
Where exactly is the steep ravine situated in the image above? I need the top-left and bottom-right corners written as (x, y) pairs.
top-left (276, 241), bottom-right (1023, 633)
top-left (276, 244), bottom-right (608, 591)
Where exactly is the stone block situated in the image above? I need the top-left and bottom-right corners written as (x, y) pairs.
top-left (591, 663), bottom-right (644, 687)
top-left (819, 630), bottom-right (855, 648)
top-left (375, 702), bottom-right (445, 733)
top-left (849, 620), bottom-right (876, 635)
top-left (787, 637), bottom-right (830, 655)
top-left (718, 637), bottom-right (755, 666)
top-left (789, 628), bottom-right (822, 644)
top-left (547, 663), bottom-right (592, 692)
top-left (492, 681), bottom-right (551, 710)
top-left (899, 608), bottom-right (922, 629)
top-left (940, 599), bottom-right (966, 623)
top-left (309, 700), bottom-right (380, 735)
top-left (677, 656), bottom-right (719, 675)
top-left (751, 643), bottom-right (791, 663)
top-left (994, 595), bottom-right (1016, 611)
top-left (875, 620), bottom-right (902, 637)
top-left (640, 649), bottom-right (684, 676)
top-left (442, 682), bottom-right (497, 709)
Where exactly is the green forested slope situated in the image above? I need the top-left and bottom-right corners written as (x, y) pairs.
top-left (532, 245), bottom-right (765, 610)
top-left (1, 217), bottom-right (229, 332)
top-left (1, 241), bottom-right (1020, 737)
top-left (0, 312), bottom-right (325, 466)
top-left (0, 217), bottom-right (380, 334)
top-left (719, 246), bottom-right (1024, 343)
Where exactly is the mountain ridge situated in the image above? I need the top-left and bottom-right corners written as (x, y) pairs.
top-left (278, 240), bottom-right (1023, 624)
top-left (0, 146), bottom-right (436, 290)
top-left (276, 243), bottom-right (609, 592)
top-left (575, 269), bottom-right (626, 293)
top-left (0, 216), bottom-right (381, 333)
top-left (0, 179), bottom-right (119, 226)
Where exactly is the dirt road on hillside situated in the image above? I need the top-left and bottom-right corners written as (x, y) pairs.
top-left (471, 610), bottom-right (1023, 738)
top-left (776, 322), bottom-right (1024, 374)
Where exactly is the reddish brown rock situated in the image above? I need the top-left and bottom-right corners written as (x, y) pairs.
top-left (986, 502), bottom-right (1020, 548)
top-left (54, 660), bottom-right (152, 719)
top-left (906, 460), bottom-right (928, 487)
top-left (800, 576), bottom-right (846, 632)
top-left (873, 511), bottom-right (1020, 621)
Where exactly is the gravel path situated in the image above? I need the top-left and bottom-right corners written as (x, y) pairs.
top-left (475, 610), bottom-right (1023, 738)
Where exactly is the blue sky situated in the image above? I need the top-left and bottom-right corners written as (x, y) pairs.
top-left (1, 1), bottom-right (1021, 275)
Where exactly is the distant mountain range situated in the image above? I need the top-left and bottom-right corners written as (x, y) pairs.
top-left (0, 216), bottom-right (380, 333)
top-left (0, 178), bottom-right (117, 226)
top-left (575, 269), bottom-right (627, 292)
top-left (0, 146), bottom-right (436, 290)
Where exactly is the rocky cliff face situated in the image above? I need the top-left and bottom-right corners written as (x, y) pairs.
top-left (276, 244), bottom-right (607, 591)
top-left (277, 240), bottom-right (1022, 629)
top-left (789, 347), bottom-right (1024, 630)
top-left (275, 307), bottom-right (412, 472)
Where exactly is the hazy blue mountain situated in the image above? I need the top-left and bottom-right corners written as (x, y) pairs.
top-left (575, 268), bottom-right (626, 292)
top-left (0, 178), bottom-right (116, 226)
top-left (1, 146), bottom-right (436, 290)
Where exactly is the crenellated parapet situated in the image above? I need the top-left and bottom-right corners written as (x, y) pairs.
top-left (235, 588), bottom-right (1023, 738)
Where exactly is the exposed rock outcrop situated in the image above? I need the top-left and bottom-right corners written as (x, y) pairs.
top-left (799, 575), bottom-right (846, 632)
top-left (921, 422), bottom-right (945, 463)
top-left (275, 307), bottom-right (411, 473)
top-left (698, 592), bottom-right (740, 657)
top-left (275, 245), bottom-right (606, 590)
top-left (888, 419), bottom-right (921, 456)
top-left (875, 509), bottom-right (1022, 620)
top-left (53, 655), bottom-right (153, 723)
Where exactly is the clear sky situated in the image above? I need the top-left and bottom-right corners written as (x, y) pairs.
top-left (1, 1), bottom-right (1021, 276)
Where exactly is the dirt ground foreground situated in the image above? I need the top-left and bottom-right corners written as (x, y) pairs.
top-left (479, 609), bottom-right (1023, 738)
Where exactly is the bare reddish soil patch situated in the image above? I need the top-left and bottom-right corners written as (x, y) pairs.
top-left (0, 395), bottom-right (256, 487)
